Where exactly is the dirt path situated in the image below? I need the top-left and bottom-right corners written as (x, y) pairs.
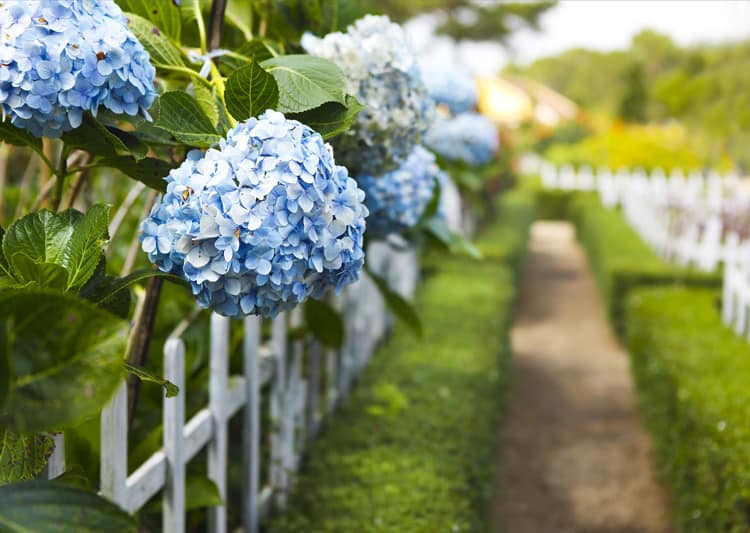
top-left (492, 221), bottom-right (672, 533)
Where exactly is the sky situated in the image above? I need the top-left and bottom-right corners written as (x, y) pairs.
top-left (406, 0), bottom-right (750, 74)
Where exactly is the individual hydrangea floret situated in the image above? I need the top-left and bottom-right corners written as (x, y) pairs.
top-left (140, 110), bottom-right (368, 318)
top-left (425, 112), bottom-right (499, 166)
top-left (0, 0), bottom-right (157, 137)
top-left (421, 64), bottom-right (477, 115)
top-left (356, 145), bottom-right (438, 238)
top-left (302, 15), bottom-right (434, 175)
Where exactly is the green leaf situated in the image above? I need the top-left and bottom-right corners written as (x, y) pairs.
top-left (63, 204), bottom-right (110, 291)
top-left (61, 116), bottom-right (125, 159)
top-left (423, 218), bottom-right (482, 260)
top-left (6, 256), bottom-right (69, 291)
top-left (154, 92), bottom-right (222, 147)
top-left (97, 156), bottom-right (172, 192)
top-left (95, 269), bottom-right (185, 303)
top-left (108, 129), bottom-right (149, 161)
top-left (366, 269), bottom-right (424, 338)
top-left (225, 0), bottom-right (254, 40)
top-left (288, 95), bottom-right (363, 139)
top-left (0, 481), bottom-right (137, 532)
top-left (304, 298), bottom-right (344, 349)
top-left (0, 121), bottom-right (45, 162)
top-left (0, 290), bottom-right (128, 433)
top-left (418, 177), bottom-right (442, 224)
top-left (125, 13), bottom-right (185, 67)
top-left (0, 431), bottom-right (53, 485)
top-left (185, 476), bottom-right (223, 510)
top-left (193, 82), bottom-right (220, 128)
top-left (261, 55), bottom-right (347, 113)
top-left (3, 210), bottom-right (83, 286)
top-left (3, 210), bottom-right (78, 274)
top-left (1, 205), bottom-right (109, 291)
top-left (124, 362), bottom-right (178, 398)
top-left (319, 0), bottom-right (365, 34)
top-left (225, 61), bottom-right (280, 121)
top-left (118, 0), bottom-right (182, 41)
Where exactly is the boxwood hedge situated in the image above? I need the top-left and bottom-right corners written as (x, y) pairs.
top-left (625, 287), bottom-right (750, 532)
top-left (269, 188), bottom-right (534, 532)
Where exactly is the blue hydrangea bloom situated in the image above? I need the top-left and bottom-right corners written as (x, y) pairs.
top-left (422, 64), bottom-right (477, 115)
top-left (302, 15), bottom-right (434, 176)
top-left (140, 111), bottom-right (368, 318)
top-left (0, 0), bottom-right (157, 137)
top-left (357, 145), bottom-right (438, 238)
top-left (425, 112), bottom-right (499, 166)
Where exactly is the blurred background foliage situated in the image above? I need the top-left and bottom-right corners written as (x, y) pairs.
top-left (508, 29), bottom-right (750, 170)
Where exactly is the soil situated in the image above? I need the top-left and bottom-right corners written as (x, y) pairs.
top-left (492, 221), bottom-right (673, 533)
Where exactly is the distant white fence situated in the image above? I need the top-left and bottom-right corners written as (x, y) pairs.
top-left (44, 239), bottom-right (420, 533)
top-left (537, 160), bottom-right (746, 272)
top-left (534, 158), bottom-right (750, 339)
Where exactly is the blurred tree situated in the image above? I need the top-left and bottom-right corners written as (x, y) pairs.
top-left (618, 62), bottom-right (647, 122)
top-left (363, 0), bottom-right (555, 43)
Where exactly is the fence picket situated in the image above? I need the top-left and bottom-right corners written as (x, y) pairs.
top-left (208, 313), bottom-right (230, 533)
top-left (164, 338), bottom-right (186, 533)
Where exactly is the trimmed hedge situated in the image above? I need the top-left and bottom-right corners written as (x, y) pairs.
top-left (270, 191), bottom-right (534, 532)
top-left (625, 287), bottom-right (750, 532)
top-left (569, 193), bottom-right (720, 332)
top-left (536, 189), bottom-right (721, 333)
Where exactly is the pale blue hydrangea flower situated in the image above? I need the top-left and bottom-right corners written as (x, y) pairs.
top-left (141, 111), bottom-right (369, 318)
top-left (0, 0), bottom-right (157, 137)
top-left (302, 15), bottom-right (434, 176)
top-left (421, 64), bottom-right (477, 115)
top-left (425, 112), bottom-right (499, 166)
top-left (356, 145), bottom-right (438, 237)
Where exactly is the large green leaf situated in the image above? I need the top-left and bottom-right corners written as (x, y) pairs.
top-left (193, 82), bottom-right (220, 128)
top-left (0, 481), bottom-right (136, 532)
top-left (0, 431), bottom-right (53, 485)
top-left (366, 269), bottom-right (424, 338)
top-left (304, 298), bottom-right (344, 349)
top-left (154, 92), bottom-right (222, 147)
top-left (125, 13), bottom-right (185, 68)
top-left (2, 206), bottom-right (109, 291)
top-left (0, 121), bottom-right (45, 161)
top-left (63, 204), bottom-right (110, 291)
top-left (3, 210), bottom-right (79, 274)
top-left (97, 156), bottom-right (172, 192)
top-left (0, 290), bottom-right (128, 433)
top-left (118, 0), bottom-right (182, 41)
top-left (288, 95), bottom-right (363, 139)
top-left (225, 61), bottom-right (280, 121)
top-left (261, 55), bottom-right (347, 113)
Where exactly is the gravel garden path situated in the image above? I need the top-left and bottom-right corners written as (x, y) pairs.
top-left (492, 221), bottom-right (673, 532)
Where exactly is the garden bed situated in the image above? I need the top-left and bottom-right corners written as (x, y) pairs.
top-left (269, 190), bottom-right (534, 531)
top-left (625, 287), bottom-right (750, 532)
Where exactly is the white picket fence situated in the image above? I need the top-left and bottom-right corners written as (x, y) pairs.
top-left (537, 160), bottom-right (746, 272)
top-left (535, 158), bottom-right (750, 339)
top-left (43, 239), bottom-right (420, 533)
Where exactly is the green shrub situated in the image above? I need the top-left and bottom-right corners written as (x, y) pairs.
top-left (567, 192), bottom-right (720, 333)
top-left (625, 287), bottom-right (750, 532)
top-left (270, 191), bottom-right (533, 532)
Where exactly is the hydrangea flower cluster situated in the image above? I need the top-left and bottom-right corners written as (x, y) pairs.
top-left (425, 112), bottom-right (499, 166)
top-left (0, 0), bottom-right (157, 137)
top-left (421, 64), bottom-right (477, 115)
top-left (140, 111), bottom-right (369, 318)
top-left (356, 146), bottom-right (438, 238)
top-left (302, 15), bottom-right (434, 176)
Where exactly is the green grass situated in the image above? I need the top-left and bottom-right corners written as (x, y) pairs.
top-left (625, 287), bottom-right (750, 532)
top-left (269, 189), bottom-right (534, 532)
